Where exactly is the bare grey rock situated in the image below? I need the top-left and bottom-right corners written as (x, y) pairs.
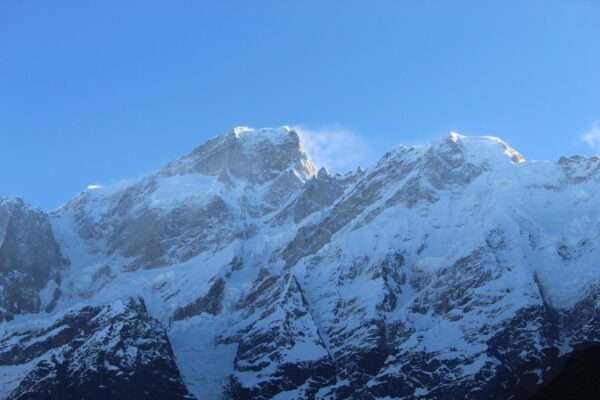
top-left (0, 198), bottom-right (68, 321)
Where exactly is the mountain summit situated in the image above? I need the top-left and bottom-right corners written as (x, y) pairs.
top-left (1, 128), bottom-right (600, 400)
top-left (162, 126), bottom-right (317, 184)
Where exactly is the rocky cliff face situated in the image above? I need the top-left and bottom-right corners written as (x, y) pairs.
top-left (2, 127), bottom-right (600, 399)
top-left (0, 198), bottom-right (67, 321)
top-left (0, 298), bottom-right (193, 400)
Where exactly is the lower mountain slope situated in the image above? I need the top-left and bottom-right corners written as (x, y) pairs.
top-left (0, 298), bottom-right (193, 400)
top-left (530, 344), bottom-right (600, 400)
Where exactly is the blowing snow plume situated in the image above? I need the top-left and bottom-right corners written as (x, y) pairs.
top-left (295, 125), bottom-right (375, 173)
top-left (582, 122), bottom-right (600, 152)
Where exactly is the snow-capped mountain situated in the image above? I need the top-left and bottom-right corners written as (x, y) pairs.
top-left (2, 127), bottom-right (600, 399)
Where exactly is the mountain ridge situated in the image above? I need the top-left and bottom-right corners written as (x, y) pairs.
top-left (2, 127), bottom-right (600, 399)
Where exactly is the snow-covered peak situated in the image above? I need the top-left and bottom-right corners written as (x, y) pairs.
top-left (231, 125), bottom-right (296, 145)
top-left (376, 133), bottom-right (524, 178)
top-left (0, 197), bottom-right (45, 221)
top-left (443, 132), bottom-right (525, 165)
top-left (0, 197), bottom-right (26, 209)
top-left (317, 167), bottom-right (330, 179)
top-left (161, 126), bottom-right (315, 184)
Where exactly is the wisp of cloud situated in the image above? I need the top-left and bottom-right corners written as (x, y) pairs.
top-left (582, 122), bottom-right (600, 151)
top-left (295, 125), bottom-right (375, 173)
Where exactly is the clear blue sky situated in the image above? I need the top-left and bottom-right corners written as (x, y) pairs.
top-left (2, 1), bottom-right (600, 209)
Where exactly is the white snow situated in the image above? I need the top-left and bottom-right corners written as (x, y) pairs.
top-left (232, 125), bottom-right (293, 145)
top-left (5, 130), bottom-right (600, 398)
top-left (448, 132), bottom-right (525, 164)
top-left (146, 174), bottom-right (223, 211)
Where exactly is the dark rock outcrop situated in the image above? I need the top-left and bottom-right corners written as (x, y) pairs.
top-left (0, 198), bottom-right (68, 321)
top-left (1, 298), bottom-right (194, 400)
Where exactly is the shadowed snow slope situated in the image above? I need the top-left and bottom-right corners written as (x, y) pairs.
top-left (2, 127), bottom-right (600, 400)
